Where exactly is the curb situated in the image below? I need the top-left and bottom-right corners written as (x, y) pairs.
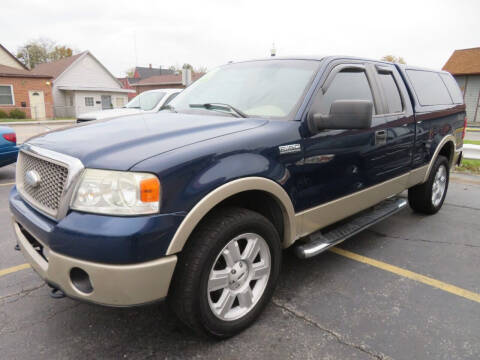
top-left (0, 120), bottom-right (75, 126)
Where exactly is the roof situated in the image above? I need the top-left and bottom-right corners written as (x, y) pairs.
top-left (31, 52), bottom-right (85, 78)
top-left (0, 44), bottom-right (28, 70)
top-left (135, 72), bottom-right (204, 86)
top-left (0, 64), bottom-right (52, 78)
top-left (442, 47), bottom-right (480, 75)
top-left (135, 66), bottom-right (174, 79)
top-left (57, 85), bottom-right (134, 93)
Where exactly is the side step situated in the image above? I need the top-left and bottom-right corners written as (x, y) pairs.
top-left (294, 197), bottom-right (407, 259)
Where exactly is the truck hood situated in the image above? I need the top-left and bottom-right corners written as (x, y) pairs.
top-left (77, 108), bottom-right (145, 120)
top-left (27, 113), bottom-right (268, 170)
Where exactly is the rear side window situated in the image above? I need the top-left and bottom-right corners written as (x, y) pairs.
top-left (319, 70), bottom-right (375, 114)
top-left (440, 73), bottom-right (463, 104)
top-left (377, 73), bottom-right (403, 113)
top-left (406, 70), bottom-right (452, 106)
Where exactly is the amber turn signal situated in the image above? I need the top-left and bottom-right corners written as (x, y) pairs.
top-left (140, 177), bottom-right (160, 203)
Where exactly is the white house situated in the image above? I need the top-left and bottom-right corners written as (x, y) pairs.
top-left (32, 51), bottom-right (133, 118)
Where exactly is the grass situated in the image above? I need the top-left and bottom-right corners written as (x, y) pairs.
top-left (464, 140), bottom-right (480, 146)
top-left (0, 118), bottom-right (74, 123)
top-left (456, 158), bottom-right (480, 174)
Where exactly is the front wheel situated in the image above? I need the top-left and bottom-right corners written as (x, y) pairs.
top-left (408, 155), bottom-right (449, 214)
top-left (168, 207), bottom-right (282, 338)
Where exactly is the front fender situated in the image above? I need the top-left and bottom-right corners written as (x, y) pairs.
top-left (165, 176), bottom-right (297, 255)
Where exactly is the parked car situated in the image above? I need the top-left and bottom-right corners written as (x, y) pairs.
top-left (76, 88), bottom-right (181, 123)
top-left (0, 126), bottom-right (18, 167)
top-left (10, 56), bottom-right (465, 338)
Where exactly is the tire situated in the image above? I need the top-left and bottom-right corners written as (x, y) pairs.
top-left (408, 155), bottom-right (449, 214)
top-left (168, 206), bottom-right (282, 338)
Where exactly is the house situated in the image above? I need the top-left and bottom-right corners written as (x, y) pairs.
top-left (117, 65), bottom-right (175, 100)
top-left (133, 71), bottom-right (204, 95)
top-left (32, 51), bottom-right (133, 118)
top-left (0, 44), bottom-right (54, 120)
top-left (443, 47), bottom-right (480, 123)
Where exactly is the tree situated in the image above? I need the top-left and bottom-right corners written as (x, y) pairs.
top-left (125, 67), bottom-right (135, 77)
top-left (194, 65), bottom-right (208, 73)
top-left (49, 46), bottom-right (73, 62)
top-left (16, 38), bottom-right (75, 69)
top-left (381, 55), bottom-right (406, 64)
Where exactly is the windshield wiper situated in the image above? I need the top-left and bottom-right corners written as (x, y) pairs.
top-left (189, 103), bottom-right (248, 118)
top-left (127, 106), bottom-right (141, 109)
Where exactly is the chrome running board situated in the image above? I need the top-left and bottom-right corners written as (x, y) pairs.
top-left (295, 197), bottom-right (408, 259)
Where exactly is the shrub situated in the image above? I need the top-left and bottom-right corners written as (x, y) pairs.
top-left (0, 109), bottom-right (8, 119)
top-left (9, 109), bottom-right (26, 119)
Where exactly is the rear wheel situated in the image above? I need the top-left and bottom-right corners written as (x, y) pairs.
top-left (168, 207), bottom-right (282, 338)
top-left (408, 155), bottom-right (449, 214)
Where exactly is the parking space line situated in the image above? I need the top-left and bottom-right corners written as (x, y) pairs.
top-left (330, 247), bottom-right (480, 304)
top-left (0, 182), bottom-right (15, 187)
top-left (0, 263), bottom-right (30, 278)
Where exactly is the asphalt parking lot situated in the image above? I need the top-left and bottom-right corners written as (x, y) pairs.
top-left (1, 163), bottom-right (479, 360)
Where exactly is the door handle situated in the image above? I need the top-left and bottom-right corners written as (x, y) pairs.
top-left (375, 130), bottom-right (387, 145)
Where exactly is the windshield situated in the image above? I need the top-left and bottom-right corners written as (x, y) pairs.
top-left (169, 60), bottom-right (319, 119)
top-left (125, 91), bottom-right (166, 111)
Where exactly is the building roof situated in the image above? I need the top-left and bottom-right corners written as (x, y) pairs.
top-left (0, 64), bottom-right (52, 78)
top-left (442, 47), bottom-right (480, 75)
top-left (0, 44), bottom-right (29, 70)
top-left (135, 66), bottom-right (174, 79)
top-left (134, 72), bottom-right (204, 86)
top-left (31, 52), bottom-right (85, 78)
top-left (57, 85), bottom-right (134, 93)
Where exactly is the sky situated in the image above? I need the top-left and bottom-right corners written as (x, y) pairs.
top-left (1, 0), bottom-right (479, 77)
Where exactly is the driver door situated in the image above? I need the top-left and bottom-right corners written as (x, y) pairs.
top-left (298, 62), bottom-right (387, 212)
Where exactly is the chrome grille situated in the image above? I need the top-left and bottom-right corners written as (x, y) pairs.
top-left (17, 151), bottom-right (69, 217)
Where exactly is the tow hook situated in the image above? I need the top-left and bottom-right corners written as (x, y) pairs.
top-left (49, 286), bottom-right (66, 299)
top-left (14, 244), bottom-right (20, 251)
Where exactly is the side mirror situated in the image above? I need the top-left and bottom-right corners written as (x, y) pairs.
top-left (308, 100), bottom-right (373, 132)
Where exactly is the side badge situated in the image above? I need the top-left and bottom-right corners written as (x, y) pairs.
top-left (279, 144), bottom-right (301, 155)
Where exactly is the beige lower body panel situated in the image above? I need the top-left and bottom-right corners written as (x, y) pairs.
top-left (295, 166), bottom-right (428, 238)
top-left (13, 221), bottom-right (177, 307)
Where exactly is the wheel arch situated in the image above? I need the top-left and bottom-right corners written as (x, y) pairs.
top-left (423, 135), bottom-right (456, 183)
top-left (166, 177), bottom-right (297, 255)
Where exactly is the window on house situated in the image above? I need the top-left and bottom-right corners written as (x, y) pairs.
top-left (377, 72), bottom-right (403, 113)
top-left (85, 97), bottom-right (94, 107)
top-left (406, 70), bottom-right (453, 106)
top-left (115, 97), bottom-right (125, 108)
top-left (0, 85), bottom-right (14, 105)
top-left (318, 70), bottom-right (376, 114)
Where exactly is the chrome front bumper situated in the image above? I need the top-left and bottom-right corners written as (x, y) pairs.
top-left (13, 221), bottom-right (177, 307)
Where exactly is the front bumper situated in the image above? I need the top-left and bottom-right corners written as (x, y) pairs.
top-left (13, 220), bottom-right (177, 306)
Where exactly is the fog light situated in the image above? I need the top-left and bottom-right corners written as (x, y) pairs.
top-left (70, 267), bottom-right (93, 294)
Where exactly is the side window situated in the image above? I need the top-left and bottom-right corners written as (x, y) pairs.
top-left (319, 70), bottom-right (376, 115)
top-left (406, 70), bottom-right (453, 106)
top-left (440, 73), bottom-right (463, 104)
top-left (377, 72), bottom-right (403, 113)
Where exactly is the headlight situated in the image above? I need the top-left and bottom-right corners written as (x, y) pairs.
top-left (71, 169), bottom-right (160, 215)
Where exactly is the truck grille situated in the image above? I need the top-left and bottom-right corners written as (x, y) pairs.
top-left (17, 151), bottom-right (69, 218)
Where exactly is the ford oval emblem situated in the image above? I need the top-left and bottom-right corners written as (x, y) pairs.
top-left (25, 170), bottom-right (41, 188)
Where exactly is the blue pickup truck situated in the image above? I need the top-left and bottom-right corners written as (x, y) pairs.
top-left (10, 56), bottom-right (465, 338)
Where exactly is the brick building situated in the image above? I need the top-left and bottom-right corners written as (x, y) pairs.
top-left (133, 72), bottom-right (204, 95)
top-left (117, 65), bottom-right (176, 100)
top-left (0, 44), bottom-right (53, 119)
